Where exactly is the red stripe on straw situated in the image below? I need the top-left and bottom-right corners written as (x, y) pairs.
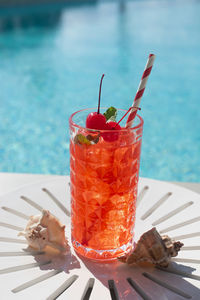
top-left (126, 109), bottom-right (137, 123)
top-left (141, 66), bottom-right (152, 80)
top-left (135, 88), bottom-right (145, 100)
top-left (116, 106), bottom-right (141, 126)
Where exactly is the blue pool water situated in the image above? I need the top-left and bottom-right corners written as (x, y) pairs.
top-left (0, 0), bottom-right (200, 181)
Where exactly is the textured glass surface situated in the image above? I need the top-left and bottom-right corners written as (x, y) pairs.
top-left (70, 109), bottom-right (143, 259)
top-left (0, 0), bottom-right (200, 181)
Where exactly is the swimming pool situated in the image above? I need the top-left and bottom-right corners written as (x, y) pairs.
top-left (0, 0), bottom-right (199, 182)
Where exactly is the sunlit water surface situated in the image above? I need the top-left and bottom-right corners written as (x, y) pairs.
top-left (0, 0), bottom-right (200, 181)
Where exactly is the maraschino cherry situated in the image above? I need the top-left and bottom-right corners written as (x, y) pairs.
top-left (106, 122), bottom-right (121, 131)
top-left (86, 74), bottom-right (107, 130)
top-left (102, 121), bottom-right (121, 142)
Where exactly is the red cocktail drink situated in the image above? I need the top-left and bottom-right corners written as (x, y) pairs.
top-left (69, 108), bottom-right (143, 260)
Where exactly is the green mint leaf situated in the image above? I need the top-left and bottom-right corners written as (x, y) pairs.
top-left (103, 106), bottom-right (117, 122)
top-left (74, 134), bottom-right (91, 145)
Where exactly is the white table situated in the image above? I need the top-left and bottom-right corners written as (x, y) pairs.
top-left (0, 173), bottom-right (200, 299)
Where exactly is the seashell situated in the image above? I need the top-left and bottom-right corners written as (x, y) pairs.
top-left (18, 210), bottom-right (68, 252)
top-left (119, 227), bottom-right (183, 267)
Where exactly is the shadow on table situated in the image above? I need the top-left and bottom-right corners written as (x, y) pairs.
top-left (80, 257), bottom-right (200, 300)
top-left (28, 247), bottom-right (81, 273)
top-left (30, 247), bottom-right (200, 299)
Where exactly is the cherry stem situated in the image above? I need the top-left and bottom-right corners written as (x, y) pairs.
top-left (97, 74), bottom-right (105, 114)
top-left (116, 106), bottom-right (141, 127)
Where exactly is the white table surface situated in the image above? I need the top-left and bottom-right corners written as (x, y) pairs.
top-left (0, 174), bottom-right (200, 299)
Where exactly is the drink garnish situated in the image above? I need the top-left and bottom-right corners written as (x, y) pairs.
top-left (86, 74), bottom-right (107, 130)
top-left (102, 121), bottom-right (121, 142)
top-left (116, 106), bottom-right (141, 127)
top-left (86, 133), bottom-right (100, 144)
top-left (74, 134), bottom-right (91, 145)
top-left (103, 106), bottom-right (117, 122)
top-left (74, 133), bottom-right (100, 145)
top-left (102, 107), bottom-right (121, 141)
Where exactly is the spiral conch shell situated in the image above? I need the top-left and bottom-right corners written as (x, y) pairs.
top-left (119, 227), bottom-right (183, 267)
top-left (18, 210), bottom-right (68, 252)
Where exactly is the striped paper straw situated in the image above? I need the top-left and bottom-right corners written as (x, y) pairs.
top-left (126, 54), bottom-right (156, 128)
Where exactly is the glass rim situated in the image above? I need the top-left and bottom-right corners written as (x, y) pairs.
top-left (69, 107), bottom-right (144, 132)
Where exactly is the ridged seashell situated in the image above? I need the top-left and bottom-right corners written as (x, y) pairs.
top-left (18, 210), bottom-right (68, 252)
top-left (119, 227), bottom-right (183, 267)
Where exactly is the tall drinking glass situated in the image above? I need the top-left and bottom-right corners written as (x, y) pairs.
top-left (69, 108), bottom-right (143, 260)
